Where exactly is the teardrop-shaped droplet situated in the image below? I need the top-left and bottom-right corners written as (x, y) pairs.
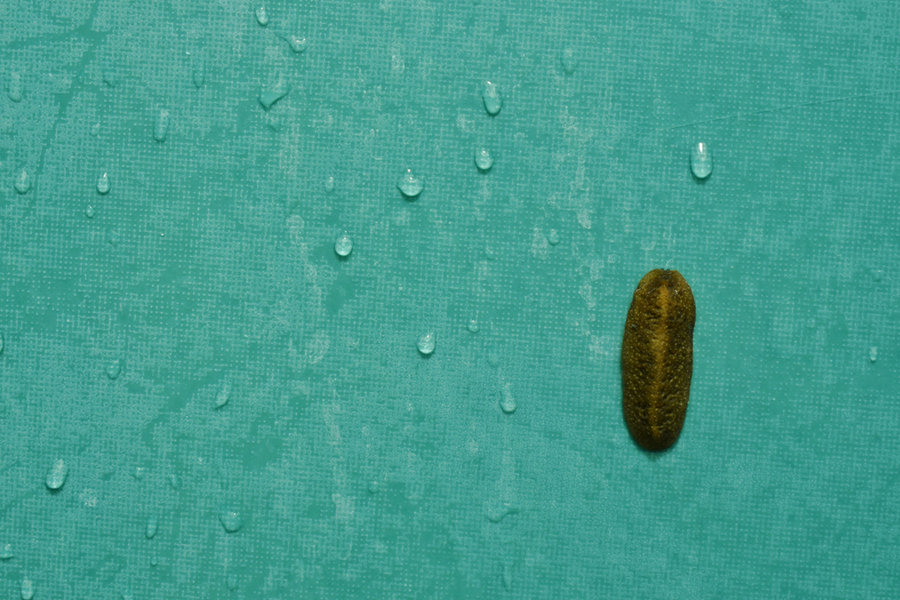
top-left (0, 333), bottom-right (4, 354)
top-left (482, 81), bottom-right (502, 116)
top-left (869, 346), bottom-right (878, 363)
top-left (499, 384), bottom-right (517, 414)
top-left (0, 543), bottom-right (14, 560)
top-left (145, 516), bottom-right (159, 539)
top-left (397, 169), bottom-right (424, 198)
top-left (8, 72), bottom-right (24, 102)
top-left (255, 6), bottom-right (269, 26)
top-left (334, 232), bottom-right (353, 258)
top-left (324, 176), bottom-right (335, 192)
top-left (547, 229), bottom-right (560, 246)
top-left (215, 380), bottom-right (231, 409)
top-left (45, 459), bottom-right (69, 491)
top-left (14, 169), bottom-right (30, 194)
top-left (219, 509), bottom-right (244, 533)
top-left (289, 36), bottom-right (308, 53)
top-left (21, 577), bottom-right (34, 600)
top-left (416, 332), bottom-right (436, 356)
top-left (106, 359), bottom-right (121, 379)
top-left (153, 109), bottom-right (169, 142)
top-left (97, 172), bottom-right (110, 194)
top-left (85, 205), bottom-right (95, 218)
top-left (560, 48), bottom-right (577, 74)
top-left (474, 148), bottom-right (494, 171)
top-left (690, 142), bottom-right (712, 180)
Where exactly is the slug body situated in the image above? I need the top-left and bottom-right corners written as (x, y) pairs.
top-left (621, 269), bottom-right (696, 451)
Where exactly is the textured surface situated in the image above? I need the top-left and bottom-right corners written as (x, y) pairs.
top-left (622, 269), bottom-right (695, 451)
top-left (1, 1), bottom-right (900, 598)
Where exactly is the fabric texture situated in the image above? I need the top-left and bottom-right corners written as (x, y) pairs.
top-left (1, 1), bottom-right (898, 597)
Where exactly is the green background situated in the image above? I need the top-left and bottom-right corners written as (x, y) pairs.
top-left (1, 1), bottom-right (899, 598)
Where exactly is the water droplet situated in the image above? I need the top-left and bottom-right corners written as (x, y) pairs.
top-left (14, 169), bottom-right (30, 194)
top-left (167, 473), bottom-right (180, 489)
top-left (367, 479), bottom-right (380, 494)
top-left (397, 169), bottom-right (424, 198)
top-left (45, 459), bottom-right (69, 491)
top-left (690, 142), bottom-right (712, 180)
top-left (215, 380), bottom-right (231, 409)
top-left (485, 501), bottom-right (518, 522)
top-left (145, 516), bottom-right (158, 539)
top-left (132, 466), bottom-right (145, 480)
top-left (416, 332), bottom-right (436, 356)
top-left (219, 509), bottom-right (244, 533)
top-left (20, 577), bottom-right (34, 600)
top-left (499, 383), bottom-right (517, 414)
top-left (289, 36), bottom-right (308, 53)
top-left (869, 346), bottom-right (878, 363)
top-left (106, 359), bottom-right (122, 379)
top-left (226, 574), bottom-right (239, 591)
top-left (255, 6), bottom-right (269, 26)
top-left (258, 82), bottom-right (289, 110)
top-left (85, 205), bottom-right (95, 218)
top-left (474, 148), bottom-right (494, 171)
top-left (482, 80), bottom-right (502, 115)
top-left (325, 176), bottom-right (335, 192)
top-left (90, 122), bottom-right (101, 136)
top-left (502, 562), bottom-right (513, 590)
top-left (149, 554), bottom-right (159, 567)
top-left (0, 543), bottom-right (14, 560)
top-left (153, 108), bottom-right (169, 142)
top-left (547, 229), bottom-right (560, 245)
top-left (0, 333), bottom-right (4, 354)
top-left (97, 172), bottom-right (110, 194)
top-left (334, 232), bottom-right (353, 258)
top-left (467, 319), bottom-right (480, 333)
top-left (191, 53), bottom-right (205, 88)
top-left (560, 47), bottom-right (578, 74)
top-left (8, 72), bottom-right (23, 102)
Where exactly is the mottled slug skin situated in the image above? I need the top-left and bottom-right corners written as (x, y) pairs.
top-left (622, 269), bottom-right (696, 451)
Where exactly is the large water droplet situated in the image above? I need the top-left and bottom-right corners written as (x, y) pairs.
top-left (14, 169), bottom-right (30, 194)
top-left (219, 509), bottom-right (244, 533)
top-left (499, 383), bottom-right (517, 414)
top-left (106, 359), bottom-right (122, 379)
top-left (255, 6), bottom-right (269, 26)
top-left (153, 109), bottom-right (169, 142)
top-left (482, 81), bottom-right (502, 115)
top-left (474, 148), bottom-right (494, 171)
top-left (690, 142), bottom-right (712, 179)
top-left (397, 169), bottom-right (424, 198)
top-left (20, 577), bottom-right (34, 600)
top-left (417, 332), bottom-right (436, 356)
top-left (215, 380), bottom-right (231, 409)
top-left (145, 516), bottom-right (159, 539)
top-left (45, 459), bottom-right (69, 491)
top-left (289, 36), bottom-right (308, 53)
top-left (8, 72), bottom-right (23, 102)
top-left (97, 172), bottom-right (110, 194)
top-left (334, 232), bottom-right (353, 258)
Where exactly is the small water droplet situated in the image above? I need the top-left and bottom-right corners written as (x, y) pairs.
top-left (547, 229), bottom-right (560, 245)
top-left (869, 346), bottom-right (878, 363)
top-left (486, 501), bottom-right (518, 522)
top-left (325, 175), bottom-right (335, 192)
top-left (145, 516), bottom-right (158, 539)
top-left (149, 554), bottom-right (159, 567)
top-left (90, 122), bottom-right (101, 136)
top-left (14, 169), bottom-right (30, 194)
top-left (367, 479), bottom-right (380, 494)
top-left (499, 383), bottom-right (516, 414)
top-left (20, 577), bottom-right (34, 600)
top-left (215, 380), bottom-right (231, 409)
top-left (226, 574), bottom-right (239, 591)
top-left (690, 142), bottom-right (713, 180)
top-left (97, 172), bottom-right (110, 194)
top-left (0, 543), bottom-right (14, 560)
top-left (397, 169), bottom-right (424, 198)
top-left (0, 333), bottom-right (5, 354)
top-left (289, 36), bottom-right (308, 53)
top-left (167, 473), bottom-right (180, 489)
top-left (153, 108), bottom-right (170, 142)
top-left (219, 509), bottom-right (244, 533)
top-left (106, 359), bottom-right (122, 379)
top-left (132, 466), bottom-right (145, 480)
top-left (8, 72), bottom-right (23, 102)
top-left (502, 562), bottom-right (513, 590)
top-left (560, 47), bottom-right (578, 74)
top-left (85, 205), bottom-right (95, 218)
top-left (467, 319), bottom-right (480, 333)
top-left (45, 459), bottom-right (69, 491)
top-left (417, 332), bottom-right (436, 356)
top-left (334, 232), bottom-right (353, 258)
top-left (106, 228), bottom-right (121, 245)
top-left (255, 6), bottom-right (269, 26)
top-left (474, 148), bottom-right (494, 171)
top-left (482, 80), bottom-right (502, 116)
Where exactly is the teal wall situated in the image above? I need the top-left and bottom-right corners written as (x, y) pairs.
top-left (1, 1), bottom-right (898, 597)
